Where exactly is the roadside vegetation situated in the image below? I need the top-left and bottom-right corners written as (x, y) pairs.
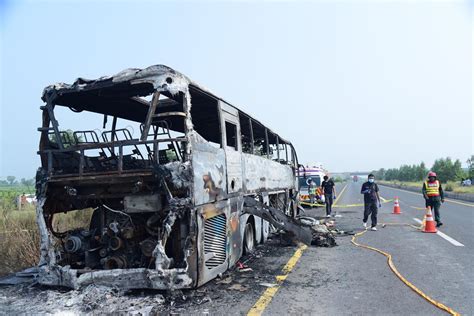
top-left (0, 179), bottom-right (93, 276)
top-left (378, 180), bottom-right (474, 194)
top-left (0, 197), bottom-right (39, 276)
top-left (372, 156), bottom-right (474, 195)
top-left (333, 176), bottom-right (344, 183)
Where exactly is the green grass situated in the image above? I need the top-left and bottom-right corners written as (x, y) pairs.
top-left (0, 205), bottom-right (39, 276)
top-left (52, 208), bottom-right (94, 233)
top-left (379, 180), bottom-right (474, 194)
top-left (0, 194), bottom-right (93, 276)
top-left (0, 186), bottom-right (35, 213)
top-left (0, 186), bottom-right (35, 195)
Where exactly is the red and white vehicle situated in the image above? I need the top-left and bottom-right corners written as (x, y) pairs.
top-left (297, 164), bottom-right (328, 205)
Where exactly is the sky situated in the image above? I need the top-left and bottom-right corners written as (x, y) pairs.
top-left (0, 0), bottom-right (472, 178)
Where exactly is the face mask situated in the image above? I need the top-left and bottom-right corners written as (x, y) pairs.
top-left (368, 178), bottom-right (375, 183)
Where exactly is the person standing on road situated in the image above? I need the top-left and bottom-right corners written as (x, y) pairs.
top-left (422, 171), bottom-right (445, 227)
top-left (360, 174), bottom-right (381, 231)
top-left (321, 176), bottom-right (337, 217)
top-left (308, 178), bottom-right (317, 205)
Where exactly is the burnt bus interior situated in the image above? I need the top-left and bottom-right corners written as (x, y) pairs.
top-left (238, 111), bottom-right (296, 166)
top-left (38, 74), bottom-right (297, 277)
top-left (42, 90), bottom-right (187, 175)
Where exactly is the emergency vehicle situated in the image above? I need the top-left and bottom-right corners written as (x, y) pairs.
top-left (297, 165), bottom-right (328, 206)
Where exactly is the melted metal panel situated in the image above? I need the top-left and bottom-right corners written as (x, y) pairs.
top-left (242, 153), bottom-right (295, 192)
top-left (190, 132), bottom-right (226, 206)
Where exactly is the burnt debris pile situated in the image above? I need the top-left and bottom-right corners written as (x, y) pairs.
top-left (243, 198), bottom-right (337, 247)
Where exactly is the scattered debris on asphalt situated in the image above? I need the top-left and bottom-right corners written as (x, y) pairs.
top-left (0, 213), bottom-right (346, 314)
top-left (0, 236), bottom-right (301, 314)
top-left (259, 282), bottom-right (278, 288)
top-left (325, 220), bottom-right (336, 228)
top-left (237, 262), bottom-right (253, 273)
top-left (216, 276), bottom-right (233, 285)
top-left (228, 284), bottom-right (248, 292)
top-left (295, 215), bottom-right (338, 247)
top-left (0, 283), bottom-right (166, 314)
top-left (310, 223), bottom-right (337, 247)
top-left (0, 267), bottom-right (39, 286)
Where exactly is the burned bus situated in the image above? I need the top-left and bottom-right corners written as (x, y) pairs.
top-left (35, 65), bottom-right (300, 290)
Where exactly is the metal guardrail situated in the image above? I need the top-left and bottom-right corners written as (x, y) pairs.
top-left (379, 183), bottom-right (474, 203)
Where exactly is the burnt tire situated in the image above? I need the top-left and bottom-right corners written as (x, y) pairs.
top-left (244, 222), bottom-right (255, 254)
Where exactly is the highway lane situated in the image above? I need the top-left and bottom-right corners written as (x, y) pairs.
top-left (260, 181), bottom-right (473, 315)
top-left (375, 184), bottom-right (473, 315)
top-left (378, 184), bottom-right (473, 247)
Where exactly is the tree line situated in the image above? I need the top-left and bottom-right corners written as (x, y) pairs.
top-left (372, 156), bottom-right (474, 183)
top-left (0, 176), bottom-right (35, 187)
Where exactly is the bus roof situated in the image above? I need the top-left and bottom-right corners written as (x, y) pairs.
top-left (41, 64), bottom-right (293, 145)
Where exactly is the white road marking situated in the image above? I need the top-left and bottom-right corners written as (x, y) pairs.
top-left (413, 218), bottom-right (423, 225)
top-left (413, 218), bottom-right (465, 247)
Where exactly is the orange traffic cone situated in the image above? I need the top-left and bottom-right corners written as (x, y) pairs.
top-left (423, 206), bottom-right (437, 233)
top-left (392, 197), bottom-right (401, 214)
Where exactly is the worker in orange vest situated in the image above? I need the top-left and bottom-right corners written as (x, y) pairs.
top-left (422, 171), bottom-right (445, 227)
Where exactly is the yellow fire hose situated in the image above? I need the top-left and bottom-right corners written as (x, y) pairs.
top-left (351, 227), bottom-right (460, 316)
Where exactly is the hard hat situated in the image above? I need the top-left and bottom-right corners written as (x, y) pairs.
top-left (428, 171), bottom-right (437, 177)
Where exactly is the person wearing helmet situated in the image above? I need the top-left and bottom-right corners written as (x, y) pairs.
top-left (422, 171), bottom-right (445, 227)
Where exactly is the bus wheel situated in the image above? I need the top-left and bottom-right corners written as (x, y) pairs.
top-left (244, 222), bottom-right (255, 254)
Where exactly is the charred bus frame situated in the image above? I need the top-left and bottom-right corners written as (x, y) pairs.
top-left (36, 65), bottom-right (300, 289)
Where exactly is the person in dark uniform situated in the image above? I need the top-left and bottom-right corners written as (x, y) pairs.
top-left (321, 176), bottom-right (336, 217)
top-left (422, 171), bottom-right (444, 227)
top-left (360, 174), bottom-right (381, 230)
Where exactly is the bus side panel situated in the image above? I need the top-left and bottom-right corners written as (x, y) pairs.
top-left (228, 196), bottom-right (244, 267)
top-left (191, 132), bottom-right (227, 206)
top-left (242, 153), bottom-right (295, 192)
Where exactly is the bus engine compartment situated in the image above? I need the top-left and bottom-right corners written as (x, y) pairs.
top-left (52, 198), bottom-right (190, 272)
top-left (36, 161), bottom-right (197, 290)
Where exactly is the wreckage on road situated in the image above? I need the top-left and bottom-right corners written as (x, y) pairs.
top-left (36, 64), bottom-right (302, 290)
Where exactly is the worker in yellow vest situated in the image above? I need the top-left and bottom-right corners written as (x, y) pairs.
top-left (422, 171), bottom-right (445, 227)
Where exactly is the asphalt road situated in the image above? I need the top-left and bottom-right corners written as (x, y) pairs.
top-left (261, 181), bottom-right (473, 315)
top-left (1, 181), bottom-right (472, 315)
